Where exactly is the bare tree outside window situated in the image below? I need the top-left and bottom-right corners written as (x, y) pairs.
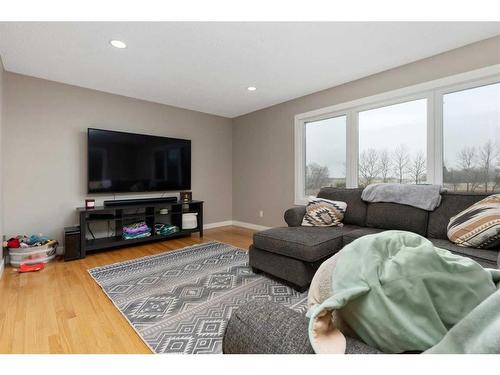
top-left (444, 141), bottom-right (499, 192)
top-left (303, 83), bottom-right (499, 193)
top-left (478, 141), bottom-right (498, 192)
top-left (356, 146), bottom-right (426, 186)
top-left (359, 149), bottom-right (380, 187)
top-left (304, 115), bottom-right (347, 196)
top-left (443, 82), bottom-right (500, 193)
top-left (392, 145), bottom-right (411, 184)
top-left (409, 151), bottom-right (426, 184)
top-left (305, 163), bottom-right (330, 196)
top-left (358, 98), bottom-right (427, 187)
top-left (378, 150), bottom-right (392, 183)
top-left (457, 146), bottom-right (478, 191)
top-left (493, 167), bottom-right (500, 192)
top-left (443, 164), bottom-right (458, 191)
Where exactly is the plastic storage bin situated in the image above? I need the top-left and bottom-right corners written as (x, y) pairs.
top-left (9, 246), bottom-right (57, 267)
top-left (182, 213), bottom-right (198, 229)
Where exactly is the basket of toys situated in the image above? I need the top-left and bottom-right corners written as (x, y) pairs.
top-left (5, 235), bottom-right (58, 267)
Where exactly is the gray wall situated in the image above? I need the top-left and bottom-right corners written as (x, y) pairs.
top-left (3, 73), bottom-right (233, 242)
top-left (232, 35), bottom-right (500, 227)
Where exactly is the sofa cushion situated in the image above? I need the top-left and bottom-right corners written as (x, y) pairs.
top-left (429, 238), bottom-right (499, 268)
top-left (302, 197), bottom-right (347, 227)
top-left (249, 245), bottom-right (323, 290)
top-left (317, 187), bottom-right (367, 226)
top-left (447, 194), bottom-right (500, 249)
top-left (365, 202), bottom-right (428, 236)
top-left (427, 192), bottom-right (490, 240)
top-left (253, 225), bottom-right (360, 262)
top-left (284, 206), bottom-right (306, 227)
top-left (223, 301), bottom-right (381, 354)
top-left (342, 227), bottom-right (386, 246)
top-left (223, 301), bottom-right (315, 354)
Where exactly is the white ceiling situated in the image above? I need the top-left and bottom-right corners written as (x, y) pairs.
top-left (0, 22), bottom-right (499, 118)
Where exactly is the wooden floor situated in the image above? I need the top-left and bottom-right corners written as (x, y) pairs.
top-left (0, 226), bottom-right (254, 354)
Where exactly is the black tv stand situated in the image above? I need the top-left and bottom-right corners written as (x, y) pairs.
top-left (74, 200), bottom-right (203, 259)
top-left (103, 196), bottom-right (177, 207)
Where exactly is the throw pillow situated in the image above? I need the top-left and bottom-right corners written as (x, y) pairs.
top-left (302, 197), bottom-right (347, 227)
top-left (447, 194), bottom-right (500, 249)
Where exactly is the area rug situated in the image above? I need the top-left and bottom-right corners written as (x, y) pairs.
top-left (88, 241), bottom-right (308, 354)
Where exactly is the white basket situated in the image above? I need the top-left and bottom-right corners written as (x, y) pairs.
top-left (182, 213), bottom-right (198, 229)
top-left (9, 246), bottom-right (57, 266)
top-left (9, 254), bottom-right (56, 268)
top-left (9, 241), bottom-right (56, 253)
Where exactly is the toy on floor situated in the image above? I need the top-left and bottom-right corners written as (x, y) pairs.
top-left (3, 234), bottom-right (51, 249)
top-left (14, 263), bottom-right (46, 273)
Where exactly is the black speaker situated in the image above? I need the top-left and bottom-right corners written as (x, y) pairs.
top-left (64, 226), bottom-right (81, 261)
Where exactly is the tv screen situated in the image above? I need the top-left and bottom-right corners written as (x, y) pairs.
top-left (88, 128), bottom-right (191, 193)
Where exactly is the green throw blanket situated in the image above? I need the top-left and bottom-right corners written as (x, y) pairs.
top-left (307, 230), bottom-right (500, 353)
top-left (425, 288), bottom-right (500, 353)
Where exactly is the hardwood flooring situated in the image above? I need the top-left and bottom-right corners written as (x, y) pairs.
top-left (0, 225), bottom-right (255, 354)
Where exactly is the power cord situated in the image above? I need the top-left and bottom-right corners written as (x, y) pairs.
top-left (87, 222), bottom-right (96, 240)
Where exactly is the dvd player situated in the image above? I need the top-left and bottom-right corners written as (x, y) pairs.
top-left (103, 196), bottom-right (178, 207)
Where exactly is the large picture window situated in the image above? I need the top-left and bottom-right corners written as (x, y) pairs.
top-left (443, 82), bottom-right (500, 192)
top-left (305, 116), bottom-right (346, 196)
top-left (294, 66), bottom-right (500, 204)
top-left (358, 99), bottom-right (427, 187)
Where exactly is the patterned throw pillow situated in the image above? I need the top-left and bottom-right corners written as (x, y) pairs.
top-left (301, 197), bottom-right (347, 227)
top-left (447, 194), bottom-right (500, 249)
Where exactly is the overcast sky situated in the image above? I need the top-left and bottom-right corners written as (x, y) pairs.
top-left (305, 82), bottom-right (500, 178)
top-left (443, 82), bottom-right (500, 169)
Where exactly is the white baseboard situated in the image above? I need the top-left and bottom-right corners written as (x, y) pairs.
top-left (0, 258), bottom-right (4, 279)
top-left (231, 221), bottom-right (270, 231)
top-left (203, 221), bottom-right (234, 230)
top-left (203, 220), bottom-right (270, 231)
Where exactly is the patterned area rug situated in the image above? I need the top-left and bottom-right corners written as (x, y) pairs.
top-left (88, 241), bottom-right (308, 354)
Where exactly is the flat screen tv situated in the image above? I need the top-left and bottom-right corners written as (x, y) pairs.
top-left (88, 128), bottom-right (191, 193)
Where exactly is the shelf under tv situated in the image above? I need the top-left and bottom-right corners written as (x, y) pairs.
top-left (75, 200), bottom-right (203, 259)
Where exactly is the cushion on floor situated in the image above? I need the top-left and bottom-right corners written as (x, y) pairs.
top-left (253, 225), bottom-right (360, 262)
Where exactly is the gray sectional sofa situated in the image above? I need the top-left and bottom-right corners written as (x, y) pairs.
top-left (224, 187), bottom-right (500, 354)
top-left (249, 187), bottom-right (499, 291)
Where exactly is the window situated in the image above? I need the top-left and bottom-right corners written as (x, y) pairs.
top-left (304, 115), bottom-right (346, 196)
top-left (443, 82), bottom-right (500, 192)
top-left (294, 65), bottom-right (500, 204)
top-left (358, 99), bottom-right (427, 187)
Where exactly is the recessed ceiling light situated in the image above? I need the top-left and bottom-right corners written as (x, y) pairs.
top-left (247, 86), bottom-right (257, 91)
top-left (109, 40), bottom-right (127, 49)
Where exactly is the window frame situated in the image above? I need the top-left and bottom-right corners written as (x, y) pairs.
top-left (295, 110), bottom-right (349, 205)
top-left (294, 64), bottom-right (500, 205)
top-left (434, 75), bottom-right (500, 187)
top-left (355, 93), bottom-right (433, 187)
